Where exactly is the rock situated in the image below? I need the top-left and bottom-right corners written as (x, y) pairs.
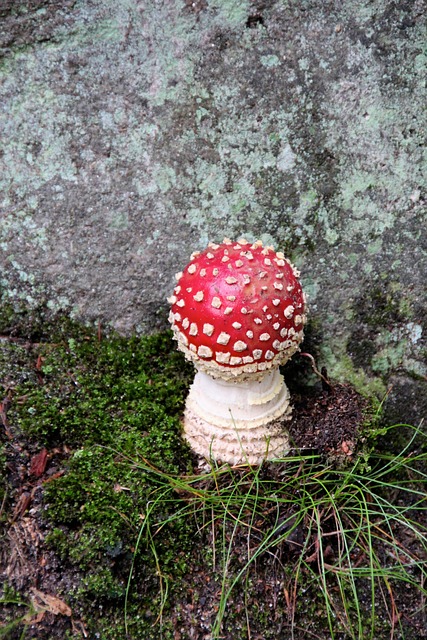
top-left (0, 0), bottom-right (425, 421)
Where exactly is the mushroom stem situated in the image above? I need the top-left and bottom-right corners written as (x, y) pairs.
top-left (183, 369), bottom-right (291, 465)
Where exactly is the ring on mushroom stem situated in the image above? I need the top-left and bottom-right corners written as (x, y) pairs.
top-left (168, 238), bottom-right (307, 466)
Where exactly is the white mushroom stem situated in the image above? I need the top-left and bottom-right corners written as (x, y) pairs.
top-left (183, 369), bottom-right (291, 465)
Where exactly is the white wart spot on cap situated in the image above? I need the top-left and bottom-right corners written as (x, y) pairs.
top-left (178, 331), bottom-right (188, 346)
top-left (182, 318), bottom-right (190, 329)
top-left (243, 356), bottom-right (254, 364)
top-left (176, 299), bottom-right (185, 308)
top-left (254, 318), bottom-right (263, 325)
top-left (189, 323), bottom-right (198, 336)
top-left (216, 351), bottom-right (231, 364)
top-left (217, 332), bottom-right (231, 345)
top-left (284, 305), bottom-right (295, 319)
top-left (226, 276), bottom-right (237, 284)
top-left (230, 356), bottom-right (242, 365)
top-left (233, 340), bottom-right (247, 352)
top-left (272, 299), bottom-right (280, 306)
top-left (211, 297), bottom-right (221, 309)
top-left (193, 291), bottom-right (204, 302)
top-left (203, 323), bottom-right (214, 336)
top-left (224, 307), bottom-right (233, 315)
top-left (187, 264), bottom-right (197, 274)
top-left (253, 349), bottom-right (263, 360)
top-left (235, 260), bottom-right (243, 267)
top-left (265, 350), bottom-right (275, 360)
top-left (197, 345), bottom-right (213, 358)
top-left (273, 322), bottom-right (280, 330)
top-left (272, 339), bottom-right (282, 350)
top-left (246, 330), bottom-right (254, 339)
top-left (259, 333), bottom-right (271, 341)
top-left (232, 322), bottom-right (242, 329)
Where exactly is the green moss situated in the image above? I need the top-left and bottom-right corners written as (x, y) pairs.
top-left (16, 330), bottom-right (192, 447)
top-left (2, 318), bottom-right (196, 630)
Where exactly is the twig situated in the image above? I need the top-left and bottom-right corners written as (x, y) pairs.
top-left (299, 353), bottom-right (332, 390)
top-left (0, 390), bottom-right (13, 439)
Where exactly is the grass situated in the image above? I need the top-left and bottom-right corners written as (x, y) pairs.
top-left (120, 422), bottom-right (427, 639)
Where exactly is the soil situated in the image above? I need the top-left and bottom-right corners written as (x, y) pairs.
top-left (289, 381), bottom-right (367, 460)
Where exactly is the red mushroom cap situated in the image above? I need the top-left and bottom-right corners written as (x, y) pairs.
top-left (168, 238), bottom-right (307, 379)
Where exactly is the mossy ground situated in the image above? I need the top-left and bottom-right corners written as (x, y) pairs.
top-left (0, 312), bottom-right (197, 638)
top-left (0, 310), bottom-right (426, 639)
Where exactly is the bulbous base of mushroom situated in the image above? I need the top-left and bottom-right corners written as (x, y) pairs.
top-left (183, 369), bottom-right (291, 465)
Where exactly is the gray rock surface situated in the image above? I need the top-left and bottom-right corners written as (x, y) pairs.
top-left (1, 0), bottom-right (426, 421)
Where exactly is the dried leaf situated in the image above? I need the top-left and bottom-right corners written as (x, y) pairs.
top-left (0, 393), bottom-right (12, 438)
top-left (13, 492), bottom-right (32, 520)
top-left (30, 448), bottom-right (48, 477)
top-left (31, 588), bottom-right (72, 617)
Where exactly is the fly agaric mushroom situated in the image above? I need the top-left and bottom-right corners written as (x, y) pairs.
top-left (168, 238), bottom-right (307, 465)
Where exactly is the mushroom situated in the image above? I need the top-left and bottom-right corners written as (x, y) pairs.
top-left (168, 238), bottom-right (307, 465)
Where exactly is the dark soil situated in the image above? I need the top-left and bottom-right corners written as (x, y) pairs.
top-left (289, 381), bottom-right (367, 460)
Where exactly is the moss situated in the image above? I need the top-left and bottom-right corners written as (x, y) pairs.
top-left (16, 330), bottom-right (192, 448)
top-left (2, 317), bottom-right (197, 634)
